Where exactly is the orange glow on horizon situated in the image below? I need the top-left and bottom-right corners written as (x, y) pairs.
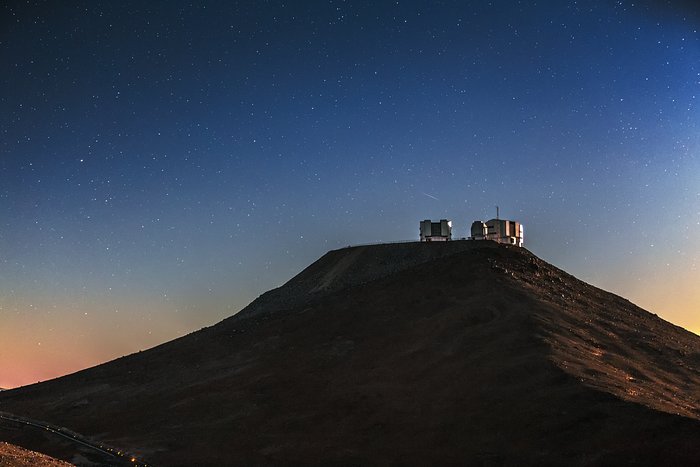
top-left (0, 297), bottom-right (208, 389)
top-left (2, 263), bottom-right (698, 389)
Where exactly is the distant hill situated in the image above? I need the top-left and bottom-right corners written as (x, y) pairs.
top-left (1, 241), bottom-right (699, 465)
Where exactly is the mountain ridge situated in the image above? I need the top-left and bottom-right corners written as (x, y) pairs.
top-left (231, 240), bottom-right (490, 320)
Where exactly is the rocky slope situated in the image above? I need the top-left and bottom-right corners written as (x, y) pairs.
top-left (0, 442), bottom-right (72, 467)
top-left (1, 241), bottom-right (699, 466)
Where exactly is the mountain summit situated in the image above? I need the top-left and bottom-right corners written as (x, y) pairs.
top-left (1, 241), bottom-right (699, 465)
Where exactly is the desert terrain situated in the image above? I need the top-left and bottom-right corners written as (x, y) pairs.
top-left (0, 442), bottom-right (72, 467)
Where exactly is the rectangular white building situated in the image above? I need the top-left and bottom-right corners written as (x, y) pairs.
top-left (470, 219), bottom-right (523, 246)
top-left (420, 219), bottom-right (452, 242)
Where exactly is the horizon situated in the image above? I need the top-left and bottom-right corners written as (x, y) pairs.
top-left (2, 239), bottom-right (698, 389)
top-left (2, 1), bottom-right (700, 389)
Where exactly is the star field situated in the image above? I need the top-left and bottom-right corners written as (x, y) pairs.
top-left (1, 1), bottom-right (699, 388)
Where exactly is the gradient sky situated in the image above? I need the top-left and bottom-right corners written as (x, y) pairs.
top-left (2, 0), bottom-right (699, 389)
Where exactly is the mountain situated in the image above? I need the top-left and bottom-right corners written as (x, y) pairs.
top-left (1, 241), bottom-right (699, 466)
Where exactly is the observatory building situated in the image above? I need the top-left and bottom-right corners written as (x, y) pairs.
top-left (419, 219), bottom-right (452, 242)
top-left (470, 218), bottom-right (524, 247)
top-left (419, 213), bottom-right (523, 247)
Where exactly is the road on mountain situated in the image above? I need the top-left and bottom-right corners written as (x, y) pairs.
top-left (0, 412), bottom-right (145, 466)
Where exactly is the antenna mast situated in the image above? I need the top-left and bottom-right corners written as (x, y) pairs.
top-left (496, 205), bottom-right (499, 220)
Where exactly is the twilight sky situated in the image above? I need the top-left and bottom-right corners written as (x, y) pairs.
top-left (2, 0), bottom-right (699, 388)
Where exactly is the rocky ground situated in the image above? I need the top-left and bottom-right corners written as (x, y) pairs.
top-left (0, 442), bottom-right (72, 467)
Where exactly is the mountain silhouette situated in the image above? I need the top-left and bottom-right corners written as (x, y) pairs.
top-left (1, 241), bottom-right (699, 466)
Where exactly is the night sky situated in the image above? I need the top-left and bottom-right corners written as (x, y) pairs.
top-left (2, 1), bottom-right (699, 388)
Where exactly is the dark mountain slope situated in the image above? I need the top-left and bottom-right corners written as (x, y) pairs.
top-left (1, 242), bottom-right (699, 466)
top-left (493, 249), bottom-right (700, 419)
top-left (231, 240), bottom-right (484, 319)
